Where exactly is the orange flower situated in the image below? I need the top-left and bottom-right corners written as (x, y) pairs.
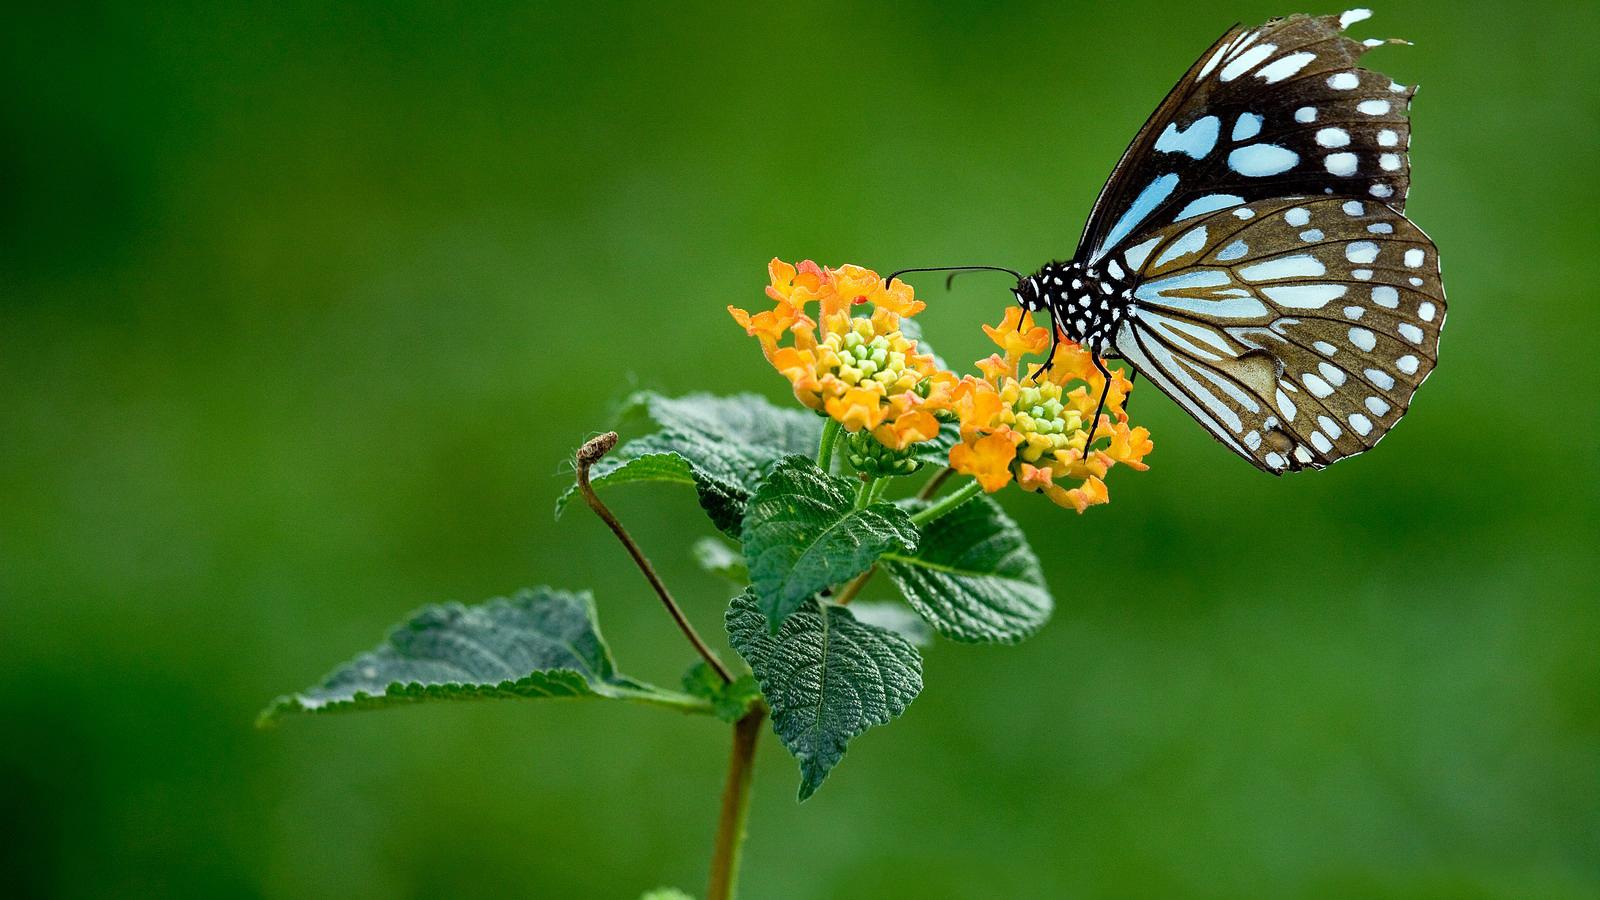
top-left (730, 260), bottom-right (954, 451)
top-left (947, 310), bottom-right (1151, 512)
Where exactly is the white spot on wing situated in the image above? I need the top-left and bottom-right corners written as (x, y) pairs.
top-left (1295, 106), bottom-right (1317, 123)
top-left (1240, 254), bottom-right (1326, 281)
top-left (1396, 355), bottom-right (1419, 375)
top-left (1220, 43), bottom-right (1278, 82)
top-left (1262, 284), bottom-right (1347, 308)
top-left (1231, 113), bottom-right (1264, 141)
top-left (1365, 368), bottom-right (1395, 389)
top-left (1256, 52), bottom-right (1316, 84)
top-left (1156, 116), bottom-right (1221, 159)
top-left (1371, 286), bottom-right (1399, 307)
top-left (1340, 8), bottom-right (1373, 29)
top-left (1325, 152), bottom-right (1359, 176)
top-left (1217, 239), bottom-right (1249, 261)
top-left (1174, 193), bottom-right (1244, 221)
top-left (1153, 226), bottom-right (1209, 269)
top-left (1097, 173), bottom-right (1180, 261)
top-left (1346, 241), bottom-right (1380, 264)
top-left (1316, 128), bottom-right (1350, 148)
top-left (1228, 144), bottom-right (1299, 177)
top-left (1328, 72), bottom-right (1361, 90)
top-left (1349, 327), bottom-right (1377, 351)
top-left (1123, 236), bottom-right (1162, 271)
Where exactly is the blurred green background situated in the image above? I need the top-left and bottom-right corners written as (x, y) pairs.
top-left (3, 1), bottom-right (1596, 897)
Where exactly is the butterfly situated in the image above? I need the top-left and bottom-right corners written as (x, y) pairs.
top-left (900, 9), bottom-right (1445, 474)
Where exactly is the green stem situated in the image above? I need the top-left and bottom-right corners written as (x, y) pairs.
top-left (816, 419), bottom-right (841, 472)
top-left (853, 476), bottom-right (882, 510)
top-left (707, 706), bottom-right (766, 900)
top-left (909, 478), bottom-right (983, 526)
top-left (602, 686), bottom-right (718, 716)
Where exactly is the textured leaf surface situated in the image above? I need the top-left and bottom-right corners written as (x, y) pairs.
top-left (557, 392), bottom-right (823, 534)
top-left (741, 456), bottom-right (918, 629)
top-left (691, 536), bottom-right (748, 584)
top-left (848, 601), bottom-right (934, 647)
top-left (262, 587), bottom-right (702, 722)
top-left (726, 591), bottom-right (922, 800)
top-left (883, 495), bottom-right (1052, 644)
top-left (681, 662), bottom-right (763, 723)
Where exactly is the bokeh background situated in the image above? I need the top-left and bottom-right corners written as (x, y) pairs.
top-left (3, 1), bottom-right (1597, 897)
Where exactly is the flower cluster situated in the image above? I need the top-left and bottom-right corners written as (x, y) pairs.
top-left (729, 259), bottom-right (955, 451)
top-left (947, 307), bottom-right (1152, 512)
top-left (733, 261), bottom-right (1151, 512)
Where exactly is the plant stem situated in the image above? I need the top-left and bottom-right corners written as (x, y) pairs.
top-left (832, 565), bottom-right (874, 606)
top-left (816, 419), bottom-right (841, 471)
top-left (575, 432), bottom-right (733, 683)
top-left (852, 475), bottom-right (882, 510)
top-left (708, 706), bottom-right (766, 900)
top-left (916, 466), bottom-right (954, 500)
top-left (909, 478), bottom-right (983, 526)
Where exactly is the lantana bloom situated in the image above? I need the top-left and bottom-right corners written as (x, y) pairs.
top-left (948, 307), bottom-right (1152, 512)
top-left (729, 259), bottom-right (955, 450)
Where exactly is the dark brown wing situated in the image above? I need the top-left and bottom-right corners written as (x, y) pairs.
top-left (1108, 195), bottom-right (1444, 474)
top-left (1078, 10), bottom-right (1416, 265)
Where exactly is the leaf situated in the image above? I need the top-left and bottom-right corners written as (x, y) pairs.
top-left (261, 587), bottom-right (707, 724)
top-left (557, 392), bottom-right (824, 535)
top-left (681, 662), bottom-right (763, 723)
top-left (848, 601), bottom-right (934, 647)
top-left (911, 420), bottom-right (961, 467)
top-left (882, 494), bottom-right (1052, 644)
top-left (726, 590), bottom-right (922, 800)
top-left (741, 456), bottom-right (918, 629)
top-left (691, 536), bottom-right (748, 584)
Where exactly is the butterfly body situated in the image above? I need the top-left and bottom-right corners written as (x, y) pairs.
top-left (1013, 9), bottom-right (1445, 475)
top-left (1015, 259), bottom-right (1135, 349)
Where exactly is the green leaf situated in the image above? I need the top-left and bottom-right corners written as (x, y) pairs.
top-left (726, 591), bottom-right (922, 800)
top-left (681, 662), bottom-right (763, 723)
top-left (882, 494), bottom-right (1052, 644)
top-left (911, 420), bottom-right (961, 467)
top-left (261, 587), bottom-right (708, 724)
top-left (741, 456), bottom-right (918, 629)
top-left (557, 392), bottom-right (823, 535)
top-left (691, 536), bottom-right (748, 584)
top-left (848, 601), bottom-right (934, 647)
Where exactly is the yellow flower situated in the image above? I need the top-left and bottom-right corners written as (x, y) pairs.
top-left (947, 308), bottom-right (1152, 512)
top-left (730, 260), bottom-right (954, 451)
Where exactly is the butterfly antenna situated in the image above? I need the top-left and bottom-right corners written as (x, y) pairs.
top-left (883, 265), bottom-right (1022, 290)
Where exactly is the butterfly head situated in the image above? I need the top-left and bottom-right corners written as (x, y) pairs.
top-left (1012, 274), bottom-right (1046, 314)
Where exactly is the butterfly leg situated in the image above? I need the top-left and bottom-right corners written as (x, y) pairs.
top-left (1081, 348), bottom-right (1113, 454)
top-left (1027, 308), bottom-right (1064, 383)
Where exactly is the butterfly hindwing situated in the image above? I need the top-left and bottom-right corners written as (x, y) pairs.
top-left (1080, 9), bottom-right (1416, 264)
top-left (1110, 195), bottom-right (1444, 473)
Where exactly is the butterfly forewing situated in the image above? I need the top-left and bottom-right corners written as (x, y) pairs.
top-left (1110, 195), bottom-right (1443, 473)
top-left (1079, 10), bottom-right (1416, 264)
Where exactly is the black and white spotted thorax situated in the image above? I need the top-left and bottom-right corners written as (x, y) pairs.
top-left (1012, 259), bottom-right (1136, 348)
